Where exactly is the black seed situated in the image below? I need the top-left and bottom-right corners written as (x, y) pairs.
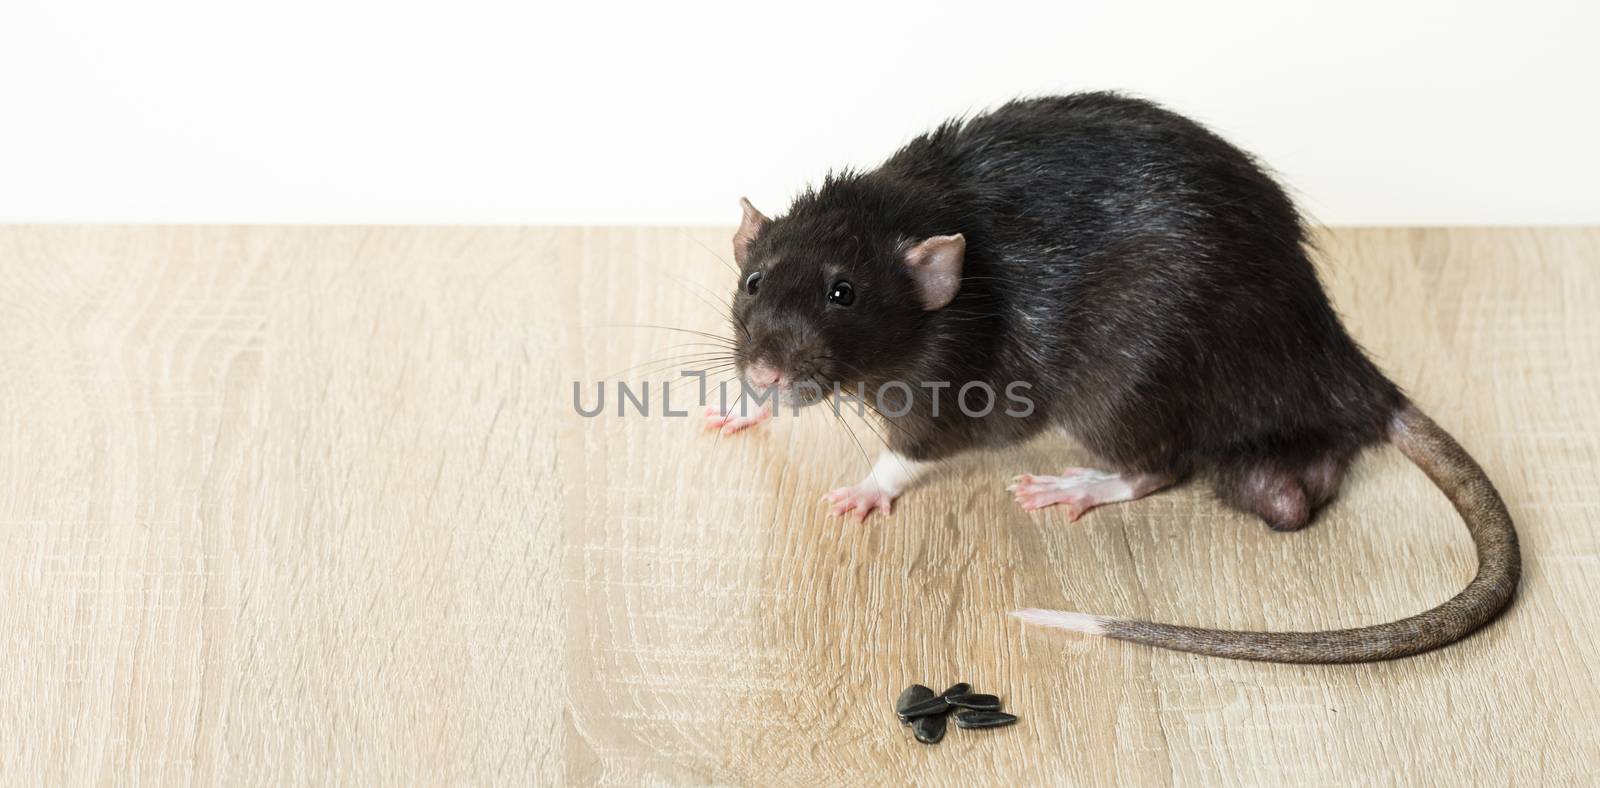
top-left (946, 693), bottom-right (1002, 711)
top-left (940, 682), bottom-right (971, 698)
top-left (954, 710), bottom-right (1018, 730)
top-left (895, 684), bottom-right (935, 720)
top-left (912, 712), bottom-right (947, 744)
top-left (898, 696), bottom-right (951, 720)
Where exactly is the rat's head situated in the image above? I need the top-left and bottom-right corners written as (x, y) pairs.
top-left (728, 195), bottom-right (965, 406)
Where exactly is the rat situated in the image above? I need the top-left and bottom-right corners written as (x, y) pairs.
top-left (712, 92), bottom-right (1518, 663)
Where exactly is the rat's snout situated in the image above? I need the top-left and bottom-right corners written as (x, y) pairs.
top-left (744, 361), bottom-right (785, 391)
top-left (736, 308), bottom-right (824, 399)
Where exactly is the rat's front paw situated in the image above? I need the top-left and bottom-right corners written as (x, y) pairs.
top-left (703, 404), bottom-right (771, 435)
top-left (822, 483), bottom-right (897, 522)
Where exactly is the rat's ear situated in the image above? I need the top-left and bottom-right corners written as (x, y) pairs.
top-left (733, 197), bottom-right (770, 265)
top-left (901, 234), bottom-right (965, 310)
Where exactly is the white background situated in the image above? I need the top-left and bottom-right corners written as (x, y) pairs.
top-left (2, 0), bottom-right (1596, 225)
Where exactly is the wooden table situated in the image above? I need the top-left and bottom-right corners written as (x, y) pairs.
top-left (3, 227), bottom-right (1596, 784)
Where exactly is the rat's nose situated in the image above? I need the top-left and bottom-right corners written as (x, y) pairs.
top-left (745, 361), bottom-right (784, 390)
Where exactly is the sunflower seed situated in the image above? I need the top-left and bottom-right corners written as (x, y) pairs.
top-left (912, 712), bottom-right (948, 743)
top-left (895, 684), bottom-right (935, 721)
top-left (946, 693), bottom-right (1002, 711)
top-left (940, 682), bottom-right (971, 698)
top-left (954, 710), bottom-right (1018, 729)
top-left (898, 696), bottom-right (951, 720)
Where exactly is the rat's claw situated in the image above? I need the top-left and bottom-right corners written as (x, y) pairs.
top-left (823, 483), bottom-right (895, 521)
top-left (704, 404), bottom-right (771, 434)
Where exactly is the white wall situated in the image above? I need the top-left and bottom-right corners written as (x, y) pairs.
top-left (2, 0), bottom-right (1595, 225)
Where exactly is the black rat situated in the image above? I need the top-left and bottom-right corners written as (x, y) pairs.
top-left (712, 93), bottom-right (1518, 664)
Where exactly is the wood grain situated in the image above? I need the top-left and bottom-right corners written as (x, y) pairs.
top-left (3, 226), bottom-right (1597, 785)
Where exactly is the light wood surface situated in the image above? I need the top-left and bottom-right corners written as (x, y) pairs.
top-left (4, 226), bottom-right (1597, 785)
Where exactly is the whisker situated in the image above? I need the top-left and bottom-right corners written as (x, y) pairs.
top-left (828, 403), bottom-right (875, 472)
top-left (712, 386), bottom-right (751, 448)
top-left (691, 236), bottom-right (740, 275)
top-left (666, 364), bottom-right (740, 398)
top-left (812, 358), bottom-right (924, 446)
top-left (603, 323), bottom-right (738, 347)
top-left (602, 351), bottom-right (735, 381)
top-left (812, 373), bottom-right (923, 481)
top-left (676, 367), bottom-right (742, 400)
top-left (664, 272), bottom-right (734, 318)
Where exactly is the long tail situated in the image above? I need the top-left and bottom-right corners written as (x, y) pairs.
top-left (1012, 403), bottom-right (1520, 663)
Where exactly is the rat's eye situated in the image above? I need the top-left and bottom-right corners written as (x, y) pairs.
top-left (828, 280), bottom-right (855, 306)
top-left (744, 271), bottom-right (763, 295)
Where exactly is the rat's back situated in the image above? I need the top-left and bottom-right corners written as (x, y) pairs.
top-left (887, 93), bottom-right (1311, 269)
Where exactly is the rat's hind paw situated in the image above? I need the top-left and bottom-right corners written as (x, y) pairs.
top-left (822, 483), bottom-right (896, 523)
top-left (703, 404), bottom-right (771, 435)
top-left (1008, 468), bottom-right (1174, 521)
top-left (1008, 470), bottom-right (1112, 519)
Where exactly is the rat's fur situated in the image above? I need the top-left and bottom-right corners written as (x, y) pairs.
top-left (729, 93), bottom-right (1518, 662)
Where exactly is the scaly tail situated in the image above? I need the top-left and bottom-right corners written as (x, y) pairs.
top-left (1012, 403), bottom-right (1520, 663)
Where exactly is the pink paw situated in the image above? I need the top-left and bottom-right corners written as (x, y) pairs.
top-left (822, 484), bottom-right (896, 522)
top-left (1007, 468), bottom-right (1122, 520)
top-left (704, 404), bottom-right (771, 435)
